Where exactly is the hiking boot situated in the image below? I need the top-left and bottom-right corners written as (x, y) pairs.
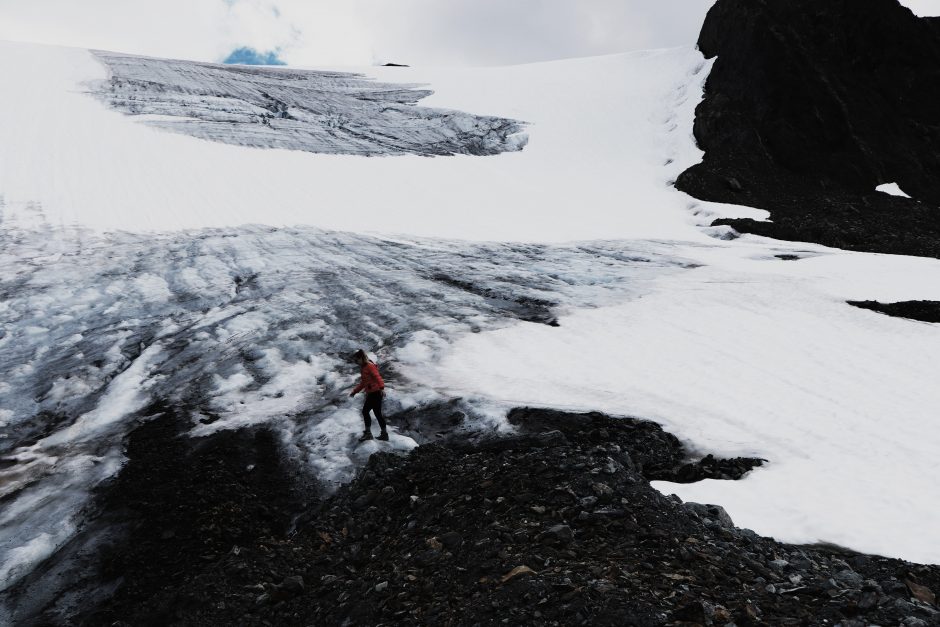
top-left (377, 431), bottom-right (389, 441)
top-left (358, 431), bottom-right (374, 442)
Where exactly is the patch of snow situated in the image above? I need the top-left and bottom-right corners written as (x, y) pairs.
top-left (876, 182), bottom-right (911, 198)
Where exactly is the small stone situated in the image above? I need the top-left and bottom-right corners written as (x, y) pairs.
top-left (905, 579), bottom-right (936, 606)
top-left (352, 494), bottom-right (373, 511)
top-left (501, 565), bottom-right (536, 583)
top-left (768, 559), bottom-right (789, 572)
top-left (835, 569), bottom-right (864, 587)
top-left (848, 555), bottom-right (870, 570)
top-left (883, 579), bottom-right (908, 596)
top-left (375, 581), bottom-right (388, 593)
top-left (672, 600), bottom-right (708, 622)
top-left (280, 575), bottom-right (304, 596)
top-left (540, 524), bottom-right (574, 546)
top-left (427, 537), bottom-right (443, 551)
top-left (858, 589), bottom-right (879, 610)
top-left (713, 605), bottom-right (731, 622)
top-left (685, 502), bottom-right (734, 527)
top-left (440, 531), bottom-right (463, 549)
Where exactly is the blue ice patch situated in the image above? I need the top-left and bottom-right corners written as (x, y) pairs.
top-left (223, 47), bottom-right (286, 66)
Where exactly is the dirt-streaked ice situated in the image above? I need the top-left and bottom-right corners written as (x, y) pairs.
top-left (91, 50), bottom-right (527, 157)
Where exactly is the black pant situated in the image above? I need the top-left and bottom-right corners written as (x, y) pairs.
top-left (362, 391), bottom-right (386, 433)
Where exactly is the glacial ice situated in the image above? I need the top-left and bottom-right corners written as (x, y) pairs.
top-left (0, 212), bottom-right (692, 593)
top-left (91, 51), bottom-right (527, 157)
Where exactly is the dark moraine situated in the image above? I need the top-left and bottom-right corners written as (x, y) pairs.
top-left (15, 407), bottom-right (939, 626)
top-left (677, 0), bottom-right (940, 259)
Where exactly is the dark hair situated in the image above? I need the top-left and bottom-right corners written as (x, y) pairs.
top-left (353, 349), bottom-right (368, 363)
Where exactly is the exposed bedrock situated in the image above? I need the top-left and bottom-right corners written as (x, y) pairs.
top-left (677, 0), bottom-right (940, 258)
top-left (14, 407), bottom-right (940, 626)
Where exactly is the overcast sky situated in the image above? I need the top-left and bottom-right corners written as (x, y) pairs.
top-left (0, 0), bottom-right (937, 67)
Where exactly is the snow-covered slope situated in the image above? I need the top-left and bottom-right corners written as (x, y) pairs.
top-left (1, 37), bottom-right (939, 611)
top-left (413, 244), bottom-right (940, 564)
top-left (0, 40), bottom-right (764, 241)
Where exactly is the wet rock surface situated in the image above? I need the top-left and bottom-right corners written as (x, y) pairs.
top-left (32, 407), bottom-right (940, 626)
top-left (677, 0), bottom-right (940, 259)
top-left (849, 301), bottom-right (940, 324)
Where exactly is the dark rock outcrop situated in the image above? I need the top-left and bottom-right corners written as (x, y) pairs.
top-left (850, 300), bottom-right (940, 323)
top-left (677, 0), bottom-right (940, 258)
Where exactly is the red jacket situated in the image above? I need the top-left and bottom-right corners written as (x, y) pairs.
top-left (352, 361), bottom-right (385, 395)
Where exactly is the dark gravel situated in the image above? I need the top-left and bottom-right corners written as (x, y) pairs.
top-left (36, 406), bottom-right (940, 626)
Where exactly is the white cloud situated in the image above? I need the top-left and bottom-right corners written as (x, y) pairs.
top-left (0, 0), bottom-right (714, 67)
top-left (348, 0), bottom-right (714, 66)
top-left (1, 1), bottom-right (936, 68)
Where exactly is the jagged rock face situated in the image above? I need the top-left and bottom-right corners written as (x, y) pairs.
top-left (91, 51), bottom-right (527, 157)
top-left (678, 0), bottom-right (940, 257)
top-left (693, 0), bottom-right (940, 199)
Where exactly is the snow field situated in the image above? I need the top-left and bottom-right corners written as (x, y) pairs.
top-left (410, 241), bottom-right (940, 564)
top-left (0, 41), bottom-right (763, 241)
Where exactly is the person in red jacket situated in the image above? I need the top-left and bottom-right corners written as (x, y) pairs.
top-left (350, 349), bottom-right (387, 441)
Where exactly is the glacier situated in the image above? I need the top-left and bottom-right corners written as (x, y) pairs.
top-left (0, 208), bottom-right (698, 594)
top-left (1, 35), bottom-right (940, 617)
